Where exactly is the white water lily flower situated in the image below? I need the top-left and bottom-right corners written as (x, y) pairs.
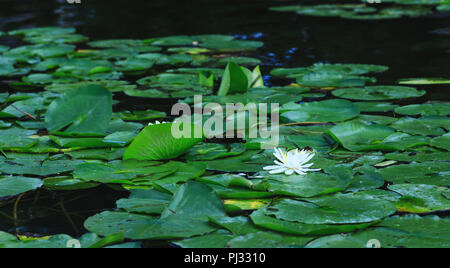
top-left (263, 147), bottom-right (321, 176)
top-left (148, 120), bottom-right (169, 126)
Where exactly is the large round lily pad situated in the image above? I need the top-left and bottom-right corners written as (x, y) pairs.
top-left (265, 192), bottom-right (396, 224)
top-left (123, 122), bottom-right (204, 161)
top-left (388, 184), bottom-right (450, 213)
top-left (332, 86), bottom-right (426, 100)
top-left (0, 176), bottom-right (43, 198)
top-left (45, 85), bottom-right (112, 136)
top-left (281, 99), bottom-right (360, 123)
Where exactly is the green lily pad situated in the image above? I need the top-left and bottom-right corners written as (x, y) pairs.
top-left (173, 234), bottom-right (235, 248)
top-left (123, 122), bottom-right (204, 161)
top-left (44, 176), bottom-right (99, 191)
top-left (431, 133), bottom-right (450, 151)
top-left (395, 103), bottom-right (450, 116)
top-left (385, 150), bottom-right (450, 163)
top-left (332, 86), bottom-right (426, 100)
top-left (185, 143), bottom-right (246, 161)
top-left (88, 39), bottom-right (142, 48)
top-left (226, 231), bottom-right (312, 248)
top-left (307, 215), bottom-right (450, 248)
top-left (24, 34), bottom-right (88, 45)
top-left (329, 122), bottom-right (428, 151)
top-left (389, 116), bottom-right (449, 136)
top-left (346, 173), bottom-right (386, 192)
top-left (66, 148), bottom-right (126, 161)
top-left (265, 192), bottom-right (396, 224)
top-left (438, 4), bottom-right (450, 10)
top-left (8, 44), bottom-right (76, 59)
top-left (9, 27), bottom-right (76, 37)
top-left (115, 58), bottom-right (154, 73)
top-left (271, 4), bottom-right (433, 20)
top-left (45, 80), bottom-right (134, 93)
top-left (379, 161), bottom-right (450, 185)
top-left (0, 128), bottom-right (38, 150)
top-left (354, 102), bottom-right (399, 112)
top-left (73, 161), bottom-right (180, 184)
top-left (207, 183), bottom-right (273, 199)
top-left (113, 109), bottom-right (166, 121)
top-left (84, 211), bottom-right (215, 240)
top-left (349, 114), bottom-right (398, 126)
top-left (281, 99), bottom-right (359, 123)
top-left (250, 210), bottom-right (374, 236)
top-left (0, 232), bottom-right (123, 248)
top-left (271, 63), bottom-right (388, 78)
top-left (285, 134), bottom-right (337, 152)
top-left (197, 174), bottom-right (253, 189)
top-left (116, 189), bottom-right (172, 214)
top-left (0, 159), bottom-right (83, 176)
top-left (398, 77), bottom-right (450, 85)
top-left (200, 150), bottom-right (265, 172)
top-left (388, 184), bottom-right (450, 213)
top-left (0, 46), bottom-right (9, 53)
top-left (217, 62), bottom-right (252, 96)
top-left (161, 181), bottom-right (226, 220)
top-left (209, 216), bottom-right (262, 235)
top-left (45, 85), bottom-right (112, 136)
top-left (253, 172), bottom-right (348, 198)
top-left (0, 176), bottom-right (43, 198)
top-left (85, 181), bottom-right (222, 240)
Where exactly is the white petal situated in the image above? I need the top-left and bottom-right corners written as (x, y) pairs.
top-left (294, 169), bottom-right (307, 175)
top-left (301, 163), bottom-right (314, 168)
top-left (285, 169), bottom-right (295, 175)
top-left (273, 148), bottom-right (286, 163)
top-left (299, 152), bottom-right (315, 165)
top-left (295, 150), bottom-right (309, 164)
top-left (269, 167), bottom-right (287, 174)
top-left (264, 165), bottom-right (283, 170)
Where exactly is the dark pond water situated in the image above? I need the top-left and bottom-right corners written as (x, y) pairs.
top-left (0, 0), bottom-right (449, 236)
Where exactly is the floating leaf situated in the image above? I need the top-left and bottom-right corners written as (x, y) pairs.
top-left (332, 86), bottom-right (426, 100)
top-left (265, 192), bottom-right (396, 224)
top-left (307, 215), bottom-right (450, 248)
top-left (123, 122), bottom-right (204, 161)
top-left (354, 102), bottom-right (399, 112)
top-left (250, 210), bottom-right (373, 236)
top-left (173, 234), bottom-right (235, 248)
top-left (0, 159), bottom-right (83, 176)
top-left (388, 184), bottom-right (450, 213)
top-left (45, 85), bottom-right (112, 136)
top-left (44, 176), bottom-right (98, 191)
top-left (398, 77), bottom-right (450, 85)
top-left (281, 99), bottom-right (360, 123)
top-left (227, 231), bottom-right (312, 248)
top-left (217, 62), bottom-right (251, 96)
top-left (254, 172), bottom-right (348, 198)
top-left (395, 103), bottom-right (450, 116)
top-left (329, 122), bottom-right (428, 151)
top-left (431, 133), bottom-right (450, 151)
top-left (390, 116), bottom-right (449, 136)
top-left (0, 176), bottom-right (43, 198)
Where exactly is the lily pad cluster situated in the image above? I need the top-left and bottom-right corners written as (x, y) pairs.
top-left (0, 26), bottom-right (448, 248)
top-left (270, 0), bottom-right (450, 20)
